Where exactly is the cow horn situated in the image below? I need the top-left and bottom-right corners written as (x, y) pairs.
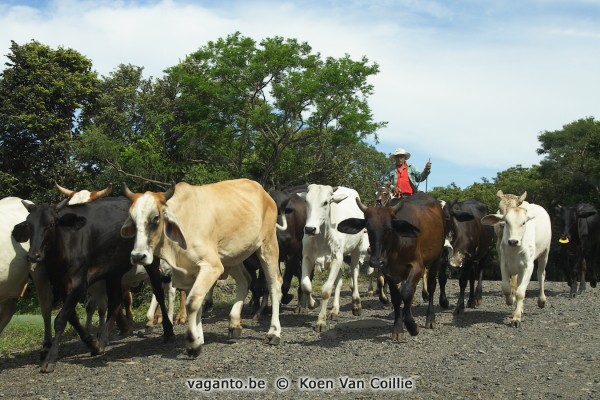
top-left (122, 182), bottom-right (135, 200)
top-left (392, 200), bottom-right (404, 214)
top-left (55, 182), bottom-right (75, 198)
top-left (164, 181), bottom-right (176, 202)
top-left (355, 197), bottom-right (368, 213)
top-left (95, 183), bottom-right (113, 199)
top-left (56, 198), bottom-right (69, 211)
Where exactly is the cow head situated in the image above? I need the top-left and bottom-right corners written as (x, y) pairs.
top-left (12, 198), bottom-right (72, 263)
top-left (555, 205), bottom-right (578, 244)
top-left (55, 182), bottom-right (113, 205)
top-left (120, 182), bottom-right (186, 266)
top-left (442, 200), bottom-right (476, 267)
top-left (496, 190), bottom-right (527, 214)
top-left (299, 184), bottom-right (345, 236)
top-left (482, 206), bottom-right (534, 247)
top-left (338, 198), bottom-right (419, 270)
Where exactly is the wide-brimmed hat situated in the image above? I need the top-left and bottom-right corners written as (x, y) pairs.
top-left (391, 147), bottom-right (411, 160)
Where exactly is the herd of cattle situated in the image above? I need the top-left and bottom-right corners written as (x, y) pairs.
top-left (1, 179), bottom-right (599, 373)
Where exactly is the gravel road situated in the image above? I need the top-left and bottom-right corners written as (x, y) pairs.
top-left (1, 279), bottom-right (599, 399)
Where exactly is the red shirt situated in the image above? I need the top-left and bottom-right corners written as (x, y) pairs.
top-left (396, 163), bottom-right (413, 195)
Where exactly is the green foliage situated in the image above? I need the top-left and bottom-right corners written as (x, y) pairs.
top-left (0, 40), bottom-right (99, 202)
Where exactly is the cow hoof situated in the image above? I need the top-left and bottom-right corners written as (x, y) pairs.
top-left (406, 320), bottom-right (419, 336)
top-left (145, 326), bottom-right (155, 334)
top-left (425, 320), bottom-right (435, 329)
top-left (314, 322), bottom-right (327, 332)
top-left (328, 313), bottom-right (339, 321)
top-left (175, 317), bottom-right (188, 325)
top-left (40, 362), bottom-right (56, 373)
top-left (163, 333), bottom-right (176, 343)
top-left (439, 298), bottom-right (449, 309)
top-left (352, 307), bottom-right (361, 316)
top-left (452, 307), bottom-right (462, 316)
top-left (264, 335), bottom-right (280, 346)
top-left (538, 299), bottom-right (546, 309)
top-left (229, 327), bottom-right (242, 340)
top-left (512, 320), bottom-right (521, 328)
top-left (186, 346), bottom-right (202, 358)
top-left (467, 300), bottom-right (476, 308)
top-left (475, 298), bottom-right (483, 306)
top-left (281, 294), bottom-right (294, 304)
top-left (391, 331), bottom-right (405, 342)
top-left (379, 296), bottom-right (389, 305)
top-left (591, 280), bottom-right (597, 288)
top-left (367, 290), bottom-right (374, 297)
top-left (422, 292), bottom-right (429, 302)
top-left (308, 300), bottom-right (320, 310)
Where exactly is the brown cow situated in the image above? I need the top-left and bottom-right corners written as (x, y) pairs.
top-left (338, 192), bottom-right (445, 340)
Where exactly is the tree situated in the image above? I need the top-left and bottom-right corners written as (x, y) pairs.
top-left (166, 32), bottom-right (386, 188)
top-left (0, 40), bottom-right (99, 202)
top-left (537, 117), bottom-right (600, 207)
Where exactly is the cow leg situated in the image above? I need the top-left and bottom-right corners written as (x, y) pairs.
top-left (570, 257), bottom-right (583, 297)
top-left (31, 265), bottom-right (53, 358)
top-left (41, 284), bottom-right (97, 373)
top-left (400, 265), bottom-right (421, 336)
top-left (425, 262), bottom-right (439, 329)
top-left (176, 290), bottom-right (187, 324)
top-left (164, 282), bottom-right (176, 323)
top-left (256, 241), bottom-right (283, 345)
top-left (204, 283), bottom-right (215, 316)
top-left (143, 260), bottom-right (175, 342)
top-left (387, 277), bottom-right (404, 341)
top-left (467, 264), bottom-right (477, 308)
top-left (500, 256), bottom-right (515, 306)
top-left (185, 260), bottom-right (224, 357)
top-left (537, 251), bottom-right (549, 309)
top-left (453, 266), bottom-right (468, 315)
top-left (377, 273), bottom-right (389, 304)
top-left (281, 259), bottom-right (296, 305)
top-left (316, 256), bottom-right (343, 332)
top-left (437, 262), bottom-right (449, 309)
top-left (421, 269), bottom-right (429, 302)
top-left (366, 267), bottom-right (375, 297)
top-left (146, 294), bottom-right (159, 333)
top-left (117, 288), bottom-right (134, 337)
top-left (512, 263), bottom-right (535, 327)
top-left (0, 299), bottom-right (17, 336)
top-left (474, 264), bottom-right (485, 306)
top-left (228, 264), bottom-right (251, 339)
top-left (350, 254), bottom-right (362, 316)
top-left (299, 255), bottom-right (318, 313)
top-left (98, 275), bottom-right (125, 351)
top-left (578, 257), bottom-right (588, 295)
top-left (329, 269), bottom-right (343, 321)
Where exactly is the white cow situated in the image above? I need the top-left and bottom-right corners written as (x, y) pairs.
top-left (481, 202), bottom-right (551, 327)
top-left (298, 184), bottom-right (368, 332)
top-left (0, 197), bottom-right (53, 354)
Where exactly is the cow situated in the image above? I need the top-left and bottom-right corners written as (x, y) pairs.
top-left (0, 197), bottom-right (53, 358)
top-left (55, 182), bottom-right (183, 335)
top-left (481, 202), bottom-right (551, 327)
top-left (269, 186), bottom-right (314, 309)
top-left (442, 199), bottom-right (494, 315)
top-left (337, 192), bottom-right (445, 340)
top-left (12, 197), bottom-right (174, 373)
top-left (120, 179), bottom-right (283, 357)
top-left (297, 184), bottom-right (368, 332)
top-left (555, 204), bottom-right (600, 296)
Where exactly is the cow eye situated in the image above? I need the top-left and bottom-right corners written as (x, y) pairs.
top-left (322, 201), bottom-right (328, 206)
top-left (149, 216), bottom-right (160, 229)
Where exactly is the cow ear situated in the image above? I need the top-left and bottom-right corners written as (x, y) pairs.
top-left (337, 218), bottom-right (366, 234)
top-left (164, 210), bottom-right (187, 250)
top-left (57, 214), bottom-right (87, 231)
top-left (12, 221), bottom-right (30, 243)
top-left (453, 210), bottom-right (474, 222)
top-left (518, 191), bottom-right (527, 203)
top-left (120, 215), bottom-right (136, 238)
top-left (481, 214), bottom-right (503, 226)
top-left (390, 219), bottom-right (420, 237)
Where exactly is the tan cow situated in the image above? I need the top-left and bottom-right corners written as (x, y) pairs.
top-left (120, 179), bottom-right (283, 357)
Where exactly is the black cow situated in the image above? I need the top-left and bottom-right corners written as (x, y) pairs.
top-left (555, 204), bottom-right (600, 297)
top-left (338, 193), bottom-right (445, 340)
top-left (269, 186), bottom-right (311, 309)
top-left (442, 199), bottom-right (494, 314)
top-left (12, 197), bottom-right (174, 373)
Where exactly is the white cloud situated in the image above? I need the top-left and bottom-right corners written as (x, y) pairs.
top-left (1, 0), bottom-right (599, 187)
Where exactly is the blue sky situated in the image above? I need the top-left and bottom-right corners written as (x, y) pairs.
top-left (1, 0), bottom-right (599, 188)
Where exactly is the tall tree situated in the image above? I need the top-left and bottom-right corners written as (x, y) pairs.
top-left (0, 40), bottom-right (98, 201)
top-left (166, 32), bottom-right (386, 187)
top-left (537, 117), bottom-right (600, 206)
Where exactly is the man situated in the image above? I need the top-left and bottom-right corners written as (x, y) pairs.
top-left (380, 147), bottom-right (431, 198)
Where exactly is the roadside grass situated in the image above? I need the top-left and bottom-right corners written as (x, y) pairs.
top-left (0, 264), bottom-right (356, 357)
